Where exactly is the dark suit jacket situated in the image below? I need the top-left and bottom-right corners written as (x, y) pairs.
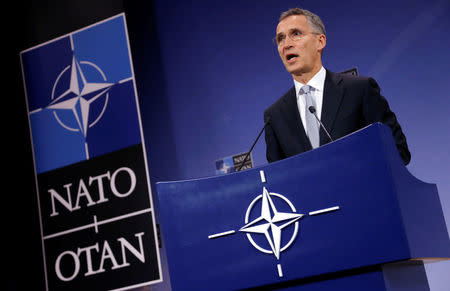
top-left (264, 69), bottom-right (411, 165)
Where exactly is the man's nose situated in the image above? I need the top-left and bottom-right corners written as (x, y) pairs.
top-left (282, 42), bottom-right (294, 53)
top-left (282, 37), bottom-right (295, 49)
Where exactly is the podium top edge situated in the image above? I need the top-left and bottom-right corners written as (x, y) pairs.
top-left (156, 123), bottom-right (391, 185)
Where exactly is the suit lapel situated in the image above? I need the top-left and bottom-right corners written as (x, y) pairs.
top-left (321, 70), bottom-right (344, 145)
top-left (282, 86), bottom-right (312, 152)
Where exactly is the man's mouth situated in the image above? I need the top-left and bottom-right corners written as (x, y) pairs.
top-left (286, 53), bottom-right (299, 62)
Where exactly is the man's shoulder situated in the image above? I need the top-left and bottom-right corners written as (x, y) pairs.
top-left (327, 69), bottom-right (375, 88)
top-left (264, 86), bottom-right (295, 115)
top-left (326, 69), bottom-right (382, 100)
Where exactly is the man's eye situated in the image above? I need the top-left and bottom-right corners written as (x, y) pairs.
top-left (292, 30), bottom-right (302, 36)
top-left (277, 35), bottom-right (285, 43)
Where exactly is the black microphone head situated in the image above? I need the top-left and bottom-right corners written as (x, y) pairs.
top-left (308, 106), bottom-right (316, 113)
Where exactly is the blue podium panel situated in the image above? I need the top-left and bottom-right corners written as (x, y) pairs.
top-left (156, 123), bottom-right (449, 290)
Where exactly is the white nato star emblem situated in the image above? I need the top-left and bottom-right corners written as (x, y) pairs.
top-left (47, 55), bottom-right (114, 137)
top-left (239, 187), bottom-right (304, 259)
top-left (207, 170), bottom-right (340, 278)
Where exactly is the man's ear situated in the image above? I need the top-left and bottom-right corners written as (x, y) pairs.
top-left (317, 34), bottom-right (326, 52)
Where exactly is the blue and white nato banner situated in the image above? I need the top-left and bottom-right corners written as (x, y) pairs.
top-left (20, 14), bottom-right (162, 290)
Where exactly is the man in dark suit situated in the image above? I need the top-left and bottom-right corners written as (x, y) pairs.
top-left (264, 8), bottom-right (410, 165)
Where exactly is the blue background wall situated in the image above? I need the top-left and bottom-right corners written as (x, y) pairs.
top-left (130, 0), bottom-right (449, 290)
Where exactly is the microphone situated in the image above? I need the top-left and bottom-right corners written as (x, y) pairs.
top-left (236, 117), bottom-right (271, 171)
top-left (308, 106), bottom-right (333, 143)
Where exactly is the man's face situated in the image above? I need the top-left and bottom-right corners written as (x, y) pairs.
top-left (276, 15), bottom-right (325, 78)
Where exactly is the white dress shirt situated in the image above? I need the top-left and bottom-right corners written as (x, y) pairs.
top-left (294, 66), bottom-right (326, 135)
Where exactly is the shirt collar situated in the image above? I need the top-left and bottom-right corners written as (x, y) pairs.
top-left (294, 66), bottom-right (326, 97)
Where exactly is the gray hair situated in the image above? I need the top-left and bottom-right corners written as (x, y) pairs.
top-left (279, 8), bottom-right (326, 36)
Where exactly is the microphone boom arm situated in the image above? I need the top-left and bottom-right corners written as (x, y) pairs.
top-left (237, 118), bottom-right (271, 171)
top-left (308, 106), bottom-right (333, 143)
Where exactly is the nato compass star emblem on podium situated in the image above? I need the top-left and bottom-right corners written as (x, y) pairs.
top-left (240, 187), bottom-right (303, 261)
top-left (208, 170), bottom-right (340, 277)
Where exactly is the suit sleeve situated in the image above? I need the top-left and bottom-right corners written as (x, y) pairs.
top-left (363, 78), bottom-right (411, 165)
top-left (264, 110), bottom-right (285, 163)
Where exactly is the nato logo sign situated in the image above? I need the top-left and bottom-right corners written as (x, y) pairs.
top-left (20, 14), bottom-right (162, 290)
top-left (215, 152), bottom-right (253, 175)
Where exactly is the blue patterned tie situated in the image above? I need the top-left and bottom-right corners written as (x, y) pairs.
top-left (300, 85), bottom-right (319, 148)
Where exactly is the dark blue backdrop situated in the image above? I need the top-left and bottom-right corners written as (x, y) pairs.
top-left (128, 0), bottom-right (449, 290)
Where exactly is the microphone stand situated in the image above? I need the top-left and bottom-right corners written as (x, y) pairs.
top-left (236, 119), bottom-right (270, 171)
top-left (308, 106), bottom-right (333, 142)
